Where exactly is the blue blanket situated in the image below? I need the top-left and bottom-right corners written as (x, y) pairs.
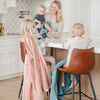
top-left (50, 59), bottom-right (79, 100)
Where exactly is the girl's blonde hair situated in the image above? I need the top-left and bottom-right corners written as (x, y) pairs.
top-left (49, 0), bottom-right (63, 23)
top-left (20, 19), bottom-right (34, 36)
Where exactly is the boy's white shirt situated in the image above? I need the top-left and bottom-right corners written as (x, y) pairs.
top-left (64, 36), bottom-right (91, 66)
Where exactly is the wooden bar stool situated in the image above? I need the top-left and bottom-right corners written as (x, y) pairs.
top-left (18, 42), bottom-right (51, 99)
top-left (58, 47), bottom-right (97, 100)
top-left (18, 42), bottom-right (26, 99)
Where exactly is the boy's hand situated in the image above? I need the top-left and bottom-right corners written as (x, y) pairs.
top-left (72, 31), bottom-right (76, 37)
top-left (38, 21), bottom-right (41, 24)
top-left (88, 38), bottom-right (92, 43)
top-left (63, 40), bottom-right (67, 48)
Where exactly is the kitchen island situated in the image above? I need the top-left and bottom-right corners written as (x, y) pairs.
top-left (45, 33), bottom-right (100, 100)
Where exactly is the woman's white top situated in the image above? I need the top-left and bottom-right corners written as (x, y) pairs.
top-left (45, 14), bottom-right (64, 38)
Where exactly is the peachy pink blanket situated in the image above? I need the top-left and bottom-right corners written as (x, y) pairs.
top-left (22, 35), bottom-right (50, 100)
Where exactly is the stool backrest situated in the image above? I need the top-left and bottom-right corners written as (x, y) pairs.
top-left (67, 47), bottom-right (95, 75)
top-left (20, 42), bottom-right (27, 63)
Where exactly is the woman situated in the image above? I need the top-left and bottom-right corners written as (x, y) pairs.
top-left (46, 0), bottom-right (64, 38)
top-left (35, 0), bottom-right (64, 38)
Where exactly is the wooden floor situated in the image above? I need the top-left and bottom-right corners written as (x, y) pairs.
top-left (0, 76), bottom-right (71, 100)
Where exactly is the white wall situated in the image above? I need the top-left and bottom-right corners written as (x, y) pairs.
top-left (60, 0), bottom-right (70, 32)
top-left (68, 0), bottom-right (90, 34)
top-left (60, 0), bottom-right (90, 33)
top-left (2, 0), bottom-right (45, 34)
top-left (1, 0), bottom-right (99, 36)
top-left (90, 0), bottom-right (100, 37)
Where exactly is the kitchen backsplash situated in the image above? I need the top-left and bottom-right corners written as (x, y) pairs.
top-left (2, 0), bottom-right (45, 34)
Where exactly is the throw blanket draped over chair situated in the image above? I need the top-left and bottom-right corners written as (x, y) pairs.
top-left (50, 59), bottom-right (79, 100)
top-left (22, 35), bottom-right (50, 100)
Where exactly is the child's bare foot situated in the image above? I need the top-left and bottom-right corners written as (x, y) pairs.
top-left (61, 83), bottom-right (65, 87)
top-left (69, 80), bottom-right (76, 89)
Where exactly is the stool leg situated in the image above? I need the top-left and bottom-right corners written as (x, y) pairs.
top-left (18, 76), bottom-right (24, 98)
top-left (88, 73), bottom-right (97, 100)
top-left (79, 75), bottom-right (81, 100)
top-left (20, 92), bottom-right (22, 100)
top-left (72, 74), bottom-right (74, 100)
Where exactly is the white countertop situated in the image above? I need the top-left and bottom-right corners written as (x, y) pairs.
top-left (46, 33), bottom-right (100, 54)
top-left (0, 33), bottom-right (100, 54)
top-left (0, 34), bottom-right (21, 39)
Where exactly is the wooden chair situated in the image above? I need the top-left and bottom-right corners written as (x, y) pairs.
top-left (58, 47), bottom-right (97, 100)
top-left (18, 42), bottom-right (51, 98)
top-left (18, 42), bottom-right (26, 98)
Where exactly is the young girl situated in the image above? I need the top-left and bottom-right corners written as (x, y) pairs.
top-left (20, 19), bottom-right (50, 100)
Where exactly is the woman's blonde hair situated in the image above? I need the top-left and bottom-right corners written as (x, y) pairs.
top-left (20, 19), bottom-right (34, 36)
top-left (49, 0), bottom-right (63, 23)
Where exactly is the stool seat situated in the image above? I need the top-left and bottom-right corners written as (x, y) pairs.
top-left (58, 47), bottom-right (95, 75)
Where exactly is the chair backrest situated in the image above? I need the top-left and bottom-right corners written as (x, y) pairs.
top-left (20, 42), bottom-right (27, 63)
top-left (67, 47), bottom-right (95, 75)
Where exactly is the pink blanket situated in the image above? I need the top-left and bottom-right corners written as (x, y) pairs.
top-left (22, 35), bottom-right (50, 100)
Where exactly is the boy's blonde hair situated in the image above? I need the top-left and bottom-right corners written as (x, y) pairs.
top-left (73, 23), bottom-right (84, 29)
top-left (73, 23), bottom-right (84, 35)
top-left (39, 5), bottom-right (46, 10)
top-left (49, 0), bottom-right (63, 23)
top-left (20, 19), bottom-right (34, 36)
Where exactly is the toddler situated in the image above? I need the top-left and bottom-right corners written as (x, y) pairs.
top-left (61, 23), bottom-right (92, 88)
top-left (34, 5), bottom-right (53, 39)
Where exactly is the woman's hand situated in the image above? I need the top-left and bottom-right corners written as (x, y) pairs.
top-left (40, 29), bottom-right (46, 35)
top-left (44, 39), bottom-right (51, 45)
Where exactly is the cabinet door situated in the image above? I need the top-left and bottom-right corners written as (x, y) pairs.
top-left (0, 55), bottom-right (17, 77)
top-left (0, 0), bottom-right (16, 14)
top-left (0, 37), bottom-right (24, 79)
top-left (0, 0), bottom-right (5, 14)
top-left (6, 0), bottom-right (16, 9)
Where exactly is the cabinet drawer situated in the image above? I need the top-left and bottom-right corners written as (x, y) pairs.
top-left (0, 46), bottom-right (18, 55)
top-left (0, 55), bottom-right (17, 65)
top-left (0, 64), bottom-right (17, 77)
top-left (0, 38), bottom-right (19, 47)
top-left (0, 55), bottom-right (17, 77)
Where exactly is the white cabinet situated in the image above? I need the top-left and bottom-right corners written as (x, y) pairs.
top-left (0, 0), bottom-right (16, 14)
top-left (0, 36), bottom-right (24, 80)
